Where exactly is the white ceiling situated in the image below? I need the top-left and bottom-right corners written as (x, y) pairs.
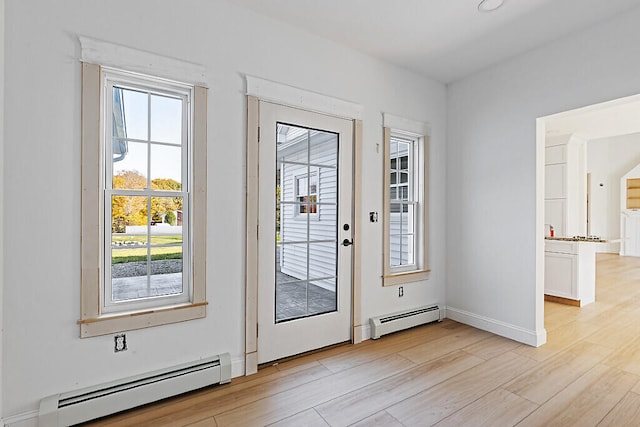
top-left (234, 0), bottom-right (640, 83)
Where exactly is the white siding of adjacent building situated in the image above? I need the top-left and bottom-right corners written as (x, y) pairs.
top-left (389, 210), bottom-right (414, 266)
top-left (280, 133), bottom-right (337, 291)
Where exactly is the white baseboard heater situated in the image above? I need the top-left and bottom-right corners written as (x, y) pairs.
top-left (370, 305), bottom-right (442, 339)
top-left (38, 353), bottom-right (231, 427)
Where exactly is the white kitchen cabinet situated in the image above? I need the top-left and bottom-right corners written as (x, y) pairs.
top-left (545, 163), bottom-right (566, 199)
top-left (545, 199), bottom-right (566, 237)
top-left (545, 145), bottom-right (566, 164)
top-left (621, 211), bottom-right (640, 256)
top-left (545, 251), bottom-right (575, 298)
top-left (544, 134), bottom-right (586, 237)
top-left (544, 240), bottom-right (595, 306)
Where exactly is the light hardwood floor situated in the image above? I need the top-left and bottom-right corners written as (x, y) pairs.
top-left (85, 253), bottom-right (640, 426)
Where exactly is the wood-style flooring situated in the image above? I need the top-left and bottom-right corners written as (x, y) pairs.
top-left (85, 253), bottom-right (640, 426)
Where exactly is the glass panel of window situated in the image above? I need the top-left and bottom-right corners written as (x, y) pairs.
top-left (150, 144), bottom-right (182, 185)
top-left (105, 75), bottom-right (189, 312)
top-left (275, 122), bottom-right (339, 323)
top-left (389, 135), bottom-right (416, 269)
top-left (150, 94), bottom-right (183, 144)
top-left (112, 142), bottom-right (148, 187)
top-left (118, 87), bottom-right (148, 140)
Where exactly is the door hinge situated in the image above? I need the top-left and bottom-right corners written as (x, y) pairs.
top-left (257, 323), bottom-right (259, 338)
top-left (257, 126), bottom-right (261, 143)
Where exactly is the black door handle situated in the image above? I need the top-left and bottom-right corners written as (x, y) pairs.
top-left (342, 239), bottom-right (353, 247)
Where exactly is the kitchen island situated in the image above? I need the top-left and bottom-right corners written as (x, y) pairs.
top-left (544, 236), bottom-right (605, 307)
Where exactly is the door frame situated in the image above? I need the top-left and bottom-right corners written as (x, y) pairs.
top-left (244, 80), bottom-right (363, 375)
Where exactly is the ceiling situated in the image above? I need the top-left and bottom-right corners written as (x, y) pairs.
top-left (234, 0), bottom-right (640, 83)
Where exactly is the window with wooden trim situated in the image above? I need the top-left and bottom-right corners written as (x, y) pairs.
top-left (383, 127), bottom-right (430, 286)
top-left (80, 63), bottom-right (208, 337)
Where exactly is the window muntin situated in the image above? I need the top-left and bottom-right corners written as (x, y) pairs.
top-left (103, 71), bottom-right (192, 313)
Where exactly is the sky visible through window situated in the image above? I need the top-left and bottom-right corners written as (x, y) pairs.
top-left (112, 88), bottom-right (183, 184)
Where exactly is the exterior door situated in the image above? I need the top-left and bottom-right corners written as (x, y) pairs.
top-left (257, 101), bottom-right (353, 364)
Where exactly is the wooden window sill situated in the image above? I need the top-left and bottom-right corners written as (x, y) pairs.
top-left (383, 269), bottom-right (431, 286)
top-left (78, 302), bottom-right (208, 338)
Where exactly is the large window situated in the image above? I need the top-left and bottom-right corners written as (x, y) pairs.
top-left (105, 71), bottom-right (192, 312)
top-left (80, 63), bottom-right (207, 337)
top-left (383, 126), bottom-right (430, 286)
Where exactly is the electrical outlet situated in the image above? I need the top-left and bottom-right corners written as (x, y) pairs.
top-left (114, 334), bottom-right (127, 352)
top-left (399, 286), bottom-right (404, 297)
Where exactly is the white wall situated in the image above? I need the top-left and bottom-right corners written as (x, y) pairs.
top-left (2, 0), bottom-right (447, 420)
top-left (0, 0), bottom-right (5, 423)
top-left (587, 133), bottom-right (640, 252)
top-left (447, 5), bottom-right (640, 344)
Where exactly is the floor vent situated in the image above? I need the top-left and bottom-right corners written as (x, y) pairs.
top-left (38, 353), bottom-right (231, 427)
top-left (370, 305), bottom-right (442, 339)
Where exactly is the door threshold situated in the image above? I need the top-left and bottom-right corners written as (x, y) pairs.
top-left (544, 294), bottom-right (581, 307)
top-left (258, 340), bottom-right (351, 370)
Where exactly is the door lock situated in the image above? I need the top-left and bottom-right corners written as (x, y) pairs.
top-left (342, 239), bottom-right (354, 247)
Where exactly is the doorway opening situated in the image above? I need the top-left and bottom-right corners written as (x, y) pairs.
top-left (537, 92), bottom-right (640, 331)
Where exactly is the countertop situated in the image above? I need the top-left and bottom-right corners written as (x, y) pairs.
top-left (545, 236), bottom-right (607, 242)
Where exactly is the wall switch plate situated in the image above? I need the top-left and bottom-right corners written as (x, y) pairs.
top-left (114, 334), bottom-right (127, 352)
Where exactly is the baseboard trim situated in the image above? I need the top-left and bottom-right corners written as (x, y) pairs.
top-left (446, 306), bottom-right (546, 347)
top-left (231, 355), bottom-right (245, 378)
top-left (3, 409), bottom-right (37, 427)
top-left (5, 357), bottom-right (245, 427)
top-left (355, 323), bottom-right (371, 342)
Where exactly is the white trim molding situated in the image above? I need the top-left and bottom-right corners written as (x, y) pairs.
top-left (446, 306), bottom-right (547, 347)
top-left (231, 356), bottom-right (245, 379)
top-left (3, 409), bottom-right (38, 427)
top-left (354, 323), bottom-right (371, 342)
top-left (383, 113), bottom-right (430, 137)
top-left (79, 36), bottom-right (207, 87)
top-left (245, 75), bottom-right (363, 120)
top-left (0, 0), bottom-right (5, 422)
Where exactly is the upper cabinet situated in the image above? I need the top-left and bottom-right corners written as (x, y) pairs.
top-left (545, 163), bottom-right (566, 199)
top-left (545, 144), bottom-right (567, 165)
top-left (545, 134), bottom-right (587, 237)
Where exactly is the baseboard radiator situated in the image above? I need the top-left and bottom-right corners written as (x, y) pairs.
top-left (370, 305), bottom-right (442, 339)
top-left (38, 353), bottom-right (231, 427)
